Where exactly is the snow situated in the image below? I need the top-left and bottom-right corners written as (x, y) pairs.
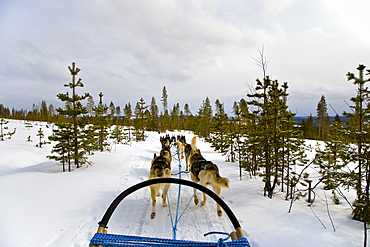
top-left (0, 119), bottom-right (366, 247)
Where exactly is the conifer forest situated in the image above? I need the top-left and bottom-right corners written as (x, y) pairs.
top-left (1, 62), bottom-right (370, 245)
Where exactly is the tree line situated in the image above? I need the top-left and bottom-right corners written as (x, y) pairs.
top-left (1, 62), bottom-right (370, 245)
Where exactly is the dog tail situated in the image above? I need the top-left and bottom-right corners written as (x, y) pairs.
top-left (191, 135), bottom-right (198, 150)
top-left (216, 175), bottom-right (230, 188)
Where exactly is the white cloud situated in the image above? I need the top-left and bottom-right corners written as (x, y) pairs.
top-left (258, 0), bottom-right (296, 15)
top-left (1, 0), bottom-right (370, 115)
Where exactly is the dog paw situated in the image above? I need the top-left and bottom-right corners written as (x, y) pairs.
top-left (150, 213), bottom-right (156, 219)
top-left (201, 201), bottom-right (206, 206)
top-left (163, 202), bottom-right (167, 207)
top-left (194, 197), bottom-right (199, 205)
top-left (217, 210), bottom-right (223, 217)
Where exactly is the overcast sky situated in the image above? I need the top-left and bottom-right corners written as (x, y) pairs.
top-left (1, 0), bottom-right (370, 116)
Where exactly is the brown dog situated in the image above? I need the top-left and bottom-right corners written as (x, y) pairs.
top-left (189, 148), bottom-right (229, 216)
top-left (148, 152), bottom-right (171, 219)
top-left (175, 141), bottom-right (185, 161)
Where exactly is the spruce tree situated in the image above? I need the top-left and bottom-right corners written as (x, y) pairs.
top-left (48, 123), bottom-right (74, 172)
top-left (246, 77), bottom-right (308, 198)
top-left (123, 103), bottom-right (133, 142)
top-left (148, 97), bottom-right (159, 131)
top-left (0, 118), bottom-right (16, 141)
top-left (48, 62), bottom-right (90, 170)
top-left (89, 92), bottom-right (110, 152)
top-left (133, 98), bottom-right (148, 141)
top-left (345, 64), bottom-right (370, 231)
top-left (208, 99), bottom-right (230, 154)
top-left (36, 127), bottom-right (50, 148)
top-left (194, 97), bottom-right (212, 138)
top-left (301, 114), bottom-right (315, 139)
top-left (110, 124), bottom-right (128, 152)
top-left (108, 101), bottom-right (116, 124)
top-left (160, 109), bottom-right (170, 132)
top-left (86, 95), bottom-right (95, 119)
top-left (161, 86), bottom-right (168, 114)
top-left (183, 103), bottom-right (193, 130)
top-left (313, 120), bottom-right (354, 204)
top-left (316, 95), bottom-right (331, 140)
top-left (170, 103), bottom-right (181, 131)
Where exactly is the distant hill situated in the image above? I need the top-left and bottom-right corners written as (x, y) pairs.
top-left (294, 115), bottom-right (348, 125)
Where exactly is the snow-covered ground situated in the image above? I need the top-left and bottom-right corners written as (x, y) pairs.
top-left (0, 119), bottom-right (366, 247)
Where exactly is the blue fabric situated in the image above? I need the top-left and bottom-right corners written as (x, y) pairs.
top-left (89, 233), bottom-right (250, 246)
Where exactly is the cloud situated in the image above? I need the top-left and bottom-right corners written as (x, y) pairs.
top-left (258, 0), bottom-right (296, 15)
top-left (1, 0), bottom-right (370, 116)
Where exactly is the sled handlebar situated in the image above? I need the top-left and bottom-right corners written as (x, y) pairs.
top-left (97, 178), bottom-right (245, 240)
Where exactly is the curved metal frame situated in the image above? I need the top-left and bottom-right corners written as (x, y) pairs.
top-left (96, 178), bottom-right (244, 240)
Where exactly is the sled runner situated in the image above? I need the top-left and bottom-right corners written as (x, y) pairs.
top-left (89, 178), bottom-right (250, 246)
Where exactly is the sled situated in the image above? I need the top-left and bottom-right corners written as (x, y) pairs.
top-left (90, 178), bottom-right (250, 246)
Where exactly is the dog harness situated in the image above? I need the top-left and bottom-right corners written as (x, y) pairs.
top-left (191, 159), bottom-right (218, 181)
top-left (151, 156), bottom-right (171, 171)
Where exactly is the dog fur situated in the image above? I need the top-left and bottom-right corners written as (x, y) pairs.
top-left (189, 148), bottom-right (229, 217)
top-left (160, 145), bottom-right (172, 165)
top-left (184, 136), bottom-right (198, 171)
top-left (175, 141), bottom-right (185, 161)
top-left (148, 153), bottom-right (171, 219)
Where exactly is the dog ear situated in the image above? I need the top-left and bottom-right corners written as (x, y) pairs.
top-left (154, 153), bottom-right (157, 158)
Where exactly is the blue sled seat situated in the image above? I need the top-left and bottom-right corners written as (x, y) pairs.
top-left (90, 233), bottom-right (250, 247)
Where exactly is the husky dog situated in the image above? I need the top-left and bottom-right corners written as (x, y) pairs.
top-left (175, 141), bottom-right (185, 161)
top-left (178, 135), bottom-right (186, 145)
top-left (184, 136), bottom-right (197, 171)
top-left (189, 148), bottom-right (229, 217)
top-left (148, 153), bottom-right (171, 219)
top-left (160, 135), bottom-right (170, 148)
top-left (160, 144), bottom-right (172, 165)
top-left (174, 135), bottom-right (187, 161)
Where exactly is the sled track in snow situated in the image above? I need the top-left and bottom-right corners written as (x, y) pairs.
top-left (98, 135), bottom-right (234, 242)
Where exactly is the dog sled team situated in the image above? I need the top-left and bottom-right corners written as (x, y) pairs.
top-left (149, 134), bottom-right (229, 219)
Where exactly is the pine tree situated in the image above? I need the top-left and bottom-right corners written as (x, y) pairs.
top-left (48, 62), bottom-right (90, 170)
top-left (170, 103), bottom-right (181, 130)
top-left (0, 118), bottom-right (8, 141)
top-left (115, 106), bottom-right (122, 125)
top-left (148, 97), bottom-right (159, 131)
top-left (36, 127), bottom-right (50, 148)
top-left (194, 97), bottom-right (212, 138)
top-left (40, 100), bottom-right (49, 122)
top-left (134, 98), bottom-right (148, 141)
top-left (183, 103), bottom-right (193, 130)
top-left (316, 95), bottom-right (331, 140)
top-left (108, 101), bottom-right (116, 124)
top-left (0, 118), bottom-right (16, 141)
top-left (123, 103), bottom-right (133, 142)
top-left (89, 92), bottom-right (110, 152)
top-left (110, 124), bottom-right (128, 152)
top-left (161, 86), bottom-right (168, 114)
top-left (208, 99), bottom-right (230, 154)
top-left (86, 95), bottom-right (95, 118)
top-left (48, 123), bottom-right (74, 172)
top-left (313, 120), bottom-right (354, 204)
top-left (345, 64), bottom-right (370, 231)
top-left (301, 114), bottom-right (315, 139)
top-left (246, 77), bottom-right (308, 198)
top-left (48, 104), bottom-right (56, 123)
top-left (160, 109), bottom-right (170, 132)
top-left (25, 121), bottom-right (33, 130)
